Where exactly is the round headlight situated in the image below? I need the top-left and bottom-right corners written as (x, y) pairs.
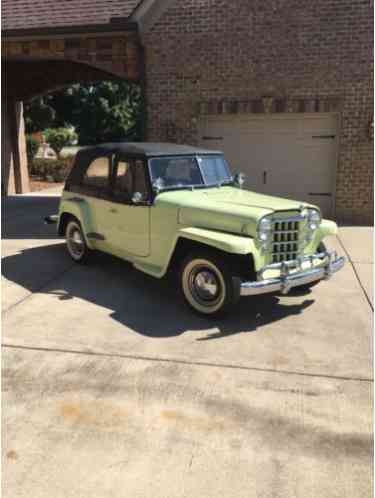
top-left (257, 217), bottom-right (272, 247)
top-left (308, 210), bottom-right (321, 231)
top-left (309, 210), bottom-right (321, 223)
top-left (259, 217), bottom-right (272, 232)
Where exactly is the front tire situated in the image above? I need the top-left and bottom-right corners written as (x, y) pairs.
top-left (65, 218), bottom-right (91, 263)
top-left (179, 251), bottom-right (240, 317)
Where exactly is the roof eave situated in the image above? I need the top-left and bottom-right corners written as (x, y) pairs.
top-left (129, 0), bottom-right (176, 38)
top-left (2, 21), bottom-right (138, 40)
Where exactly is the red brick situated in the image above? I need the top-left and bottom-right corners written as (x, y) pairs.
top-left (143, 0), bottom-right (373, 224)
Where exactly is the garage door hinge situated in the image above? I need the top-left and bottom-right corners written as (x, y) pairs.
top-left (311, 135), bottom-right (336, 139)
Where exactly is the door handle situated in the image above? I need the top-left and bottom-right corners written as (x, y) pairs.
top-left (109, 208), bottom-right (118, 214)
top-left (263, 171), bottom-right (267, 185)
top-left (67, 197), bottom-right (85, 204)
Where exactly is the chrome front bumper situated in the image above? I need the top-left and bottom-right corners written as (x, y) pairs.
top-left (240, 251), bottom-right (345, 296)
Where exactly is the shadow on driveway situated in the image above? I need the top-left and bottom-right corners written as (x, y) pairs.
top-left (2, 242), bottom-right (315, 340)
top-left (2, 195), bottom-right (60, 240)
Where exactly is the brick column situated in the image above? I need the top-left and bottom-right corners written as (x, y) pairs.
top-left (1, 98), bottom-right (30, 195)
top-left (2, 98), bottom-right (16, 194)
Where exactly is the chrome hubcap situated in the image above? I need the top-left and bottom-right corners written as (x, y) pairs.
top-left (67, 225), bottom-right (84, 258)
top-left (190, 268), bottom-right (220, 303)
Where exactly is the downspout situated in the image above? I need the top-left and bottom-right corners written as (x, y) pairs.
top-left (139, 41), bottom-right (148, 141)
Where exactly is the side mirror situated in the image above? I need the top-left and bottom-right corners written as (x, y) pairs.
top-left (152, 177), bottom-right (165, 193)
top-left (233, 172), bottom-right (246, 189)
top-left (132, 192), bottom-right (144, 204)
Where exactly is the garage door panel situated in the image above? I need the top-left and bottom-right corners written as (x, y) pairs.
top-left (298, 116), bottom-right (337, 136)
top-left (199, 114), bottom-right (338, 217)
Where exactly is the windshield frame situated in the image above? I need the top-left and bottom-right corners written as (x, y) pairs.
top-left (147, 154), bottom-right (233, 193)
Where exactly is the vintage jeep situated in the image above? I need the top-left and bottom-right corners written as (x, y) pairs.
top-left (47, 142), bottom-right (345, 316)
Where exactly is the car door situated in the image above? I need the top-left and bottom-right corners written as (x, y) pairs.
top-left (74, 153), bottom-right (114, 254)
top-left (106, 155), bottom-right (151, 258)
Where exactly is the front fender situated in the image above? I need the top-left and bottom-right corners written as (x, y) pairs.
top-left (318, 219), bottom-right (338, 237)
top-left (313, 219), bottom-right (338, 248)
top-left (177, 227), bottom-right (265, 270)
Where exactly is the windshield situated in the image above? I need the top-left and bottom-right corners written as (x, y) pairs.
top-left (149, 155), bottom-right (232, 190)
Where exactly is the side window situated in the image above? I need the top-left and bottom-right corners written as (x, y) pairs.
top-left (113, 160), bottom-right (133, 201)
top-left (82, 156), bottom-right (110, 194)
top-left (134, 160), bottom-right (149, 200)
top-left (112, 157), bottom-right (149, 203)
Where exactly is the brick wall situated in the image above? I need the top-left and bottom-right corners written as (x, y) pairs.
top-left (143, 0), bottom-right (373, 224)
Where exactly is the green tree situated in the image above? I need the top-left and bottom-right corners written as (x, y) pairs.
top-left (24, 98), bottom-right (56, 133)
top-left (49, 80), bottom-right (142, 144)
top-left (24, 80), bottom-right (142, 145)
top-left (44, 128), bottom-right (77, 158)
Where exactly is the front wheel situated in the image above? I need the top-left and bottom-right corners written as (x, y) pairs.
top-left (179, 251), bottom-right (240, 317)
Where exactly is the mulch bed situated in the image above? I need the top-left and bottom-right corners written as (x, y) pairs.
top-left (29, 178), bottom-right (63, 192)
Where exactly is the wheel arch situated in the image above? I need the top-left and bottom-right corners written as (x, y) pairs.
top-left (167, 235), bottom-right (256, 280)
top-left (58, 212), bottom-right (75, 236)
top-left (58, 211), bottom-right (95, 249)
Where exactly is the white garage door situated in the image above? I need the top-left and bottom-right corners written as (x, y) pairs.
top-left (198, 113), bottom-right (338, 217)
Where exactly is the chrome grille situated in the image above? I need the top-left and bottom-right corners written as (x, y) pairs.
top-left (272, 220), bottom-right (300, 263)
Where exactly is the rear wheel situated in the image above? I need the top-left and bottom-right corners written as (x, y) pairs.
top-left (179, 250), bottom-right (240, 316)
top-left (65, 218), bottom-right (91, 263)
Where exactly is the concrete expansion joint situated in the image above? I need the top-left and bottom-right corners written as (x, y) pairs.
top-left (2, 343), bottom-right (373, 384)
top-left (336, 235), bottom-right (374, 312)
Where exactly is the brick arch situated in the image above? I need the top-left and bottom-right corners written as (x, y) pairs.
top-left (2, 33), bottom-right (142, 194)
top-left (2, 33), bottom-right (141, 88)
top-left (3, 56), bottom-right (136, 101)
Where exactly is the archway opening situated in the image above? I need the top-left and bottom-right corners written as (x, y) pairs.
top-left (2, 56), bottom-right (143, 195)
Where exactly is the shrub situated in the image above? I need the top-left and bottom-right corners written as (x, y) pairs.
top-left (30, 157), bottom-right (74, 182)
top-left (26, 135), bottom-right (39, 164)
top-left (43, 128), bottom-right (77, 158)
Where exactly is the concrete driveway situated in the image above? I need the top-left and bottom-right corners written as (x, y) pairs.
top-left (2, 188), bottom-right (373, 498)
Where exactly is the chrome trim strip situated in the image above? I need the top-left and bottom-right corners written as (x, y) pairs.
top-left (67, 197), bottom-right (85, 204)
top-left (272, 229), bottom-right (299, 235)
top-left (272, 241), bottom-right (299, 247)
top-left (272, 215), bottom-right (305, 223)
top-left (272, 252), bottom-right (299, 258)
top-left (44, 214), bottom-right (58, 225)
top-left (86, 232), bottom-right (106, 241)
top-left (240, 251), bottom-right (345, 297)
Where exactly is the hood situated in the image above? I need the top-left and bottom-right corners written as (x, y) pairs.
top-left (155, 186), bottom-right (316, 236)
top-left (198, 187), bottom-right (313, 212)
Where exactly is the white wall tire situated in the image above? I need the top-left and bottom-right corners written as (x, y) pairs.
top-left (65, 219), bottom-right (90, 263)
top-left (180, 251), bottom-right (240, 316)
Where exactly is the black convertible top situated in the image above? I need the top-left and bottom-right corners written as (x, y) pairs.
top-left (67, 142), bottom-right (223, 187)
top-left (77, 142), bottom-right (222, 159)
